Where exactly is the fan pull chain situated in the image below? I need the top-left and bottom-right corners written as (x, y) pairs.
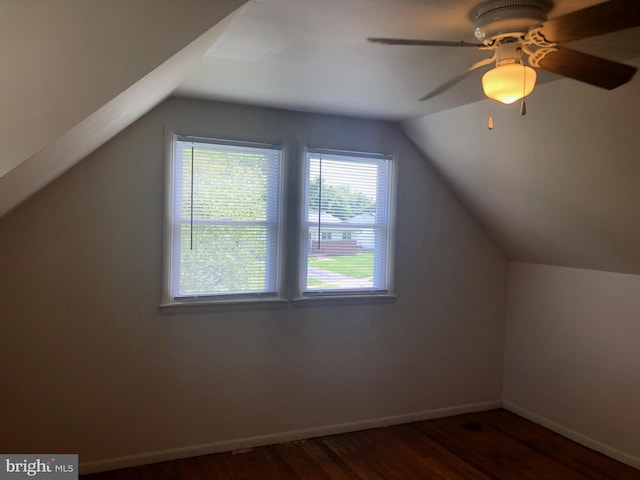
top-left (521, 64), bottom-right (527, 116)
top-left (488, 101), bottom-right (494, 130)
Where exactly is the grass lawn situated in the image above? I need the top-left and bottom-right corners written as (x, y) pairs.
top-left (308, 252), bottom-right (373, 278)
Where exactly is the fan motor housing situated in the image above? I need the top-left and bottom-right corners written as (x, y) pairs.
top-left (473, 0), bottom-right (548, 41)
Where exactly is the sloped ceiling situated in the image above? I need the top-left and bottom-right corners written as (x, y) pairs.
top-left (2, 0), bottom-right (640, 276)
top-left (175, 0), bottom-right (633, 119)
top-left (174, 0), bottom-right (640, 274)
top-left (0, 0), bottom-right (247, 217)
top-left (403, 56), bottom-right (640, 274)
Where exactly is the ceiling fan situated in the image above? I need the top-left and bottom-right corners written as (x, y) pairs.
top-left (368, 0), bottom-right (640, 106)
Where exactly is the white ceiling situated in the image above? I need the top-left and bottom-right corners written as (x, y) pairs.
top-left (175, 0), bottom-right (639, 120)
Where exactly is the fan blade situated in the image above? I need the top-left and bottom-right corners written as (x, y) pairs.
top-left (420, 71), bottom-right (474, 101)
top-left (420, 56), bottom-right (494, 102)
top-left (536, 46), bottom-right (637, 89)
top-left (534, 0), bottom-right (640, 43)
top-left (367, 37), bottom-right (483, 47)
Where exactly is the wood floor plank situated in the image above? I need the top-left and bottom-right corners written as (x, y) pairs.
top-left (233, 445), bottom-right (299, 480)
top-left (191, 454), bottom-right (235, 480)
top-left (383, 423), bottom-right (494, 480)
top-left (363, 427), bottom-right (484, 480)
top-left (415, 415), bottom-right (592, 480)
top-left (476, 410), bottom-right (640, 480)
top-left (81, 409), bottom-right (640, 479)
top-left (296, 438), bottom-right (360, 479)
top-left (270, 441), bottom-right (339, 480)
top-left (318, 430), bottom-right (396, 479)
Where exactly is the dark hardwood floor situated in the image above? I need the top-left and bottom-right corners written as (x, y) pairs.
top-left (82, 409), bottom-right (640, 479)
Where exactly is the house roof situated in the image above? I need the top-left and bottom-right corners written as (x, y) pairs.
top-left (308, 211), bottom-right (343, 224)
top-left (348, 213), bottom-right (375, 223)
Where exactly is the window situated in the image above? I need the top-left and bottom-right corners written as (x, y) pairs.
top-left (165, 136), bottom-right (281, 303)
top-left (164, 136), bottom-right (395, 307)
top-left (301, 150), bottom-right (394, 296)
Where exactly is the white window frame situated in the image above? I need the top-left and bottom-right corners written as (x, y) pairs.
top-left (298, 148), bottom-right (396, 299)
top-left (162, 134), bottom-right (396, 310)
top-left (162, 133), bottom-right (285, 306)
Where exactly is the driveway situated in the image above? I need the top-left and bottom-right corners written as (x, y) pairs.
top-left (307, 266), bottom-right (373, 288)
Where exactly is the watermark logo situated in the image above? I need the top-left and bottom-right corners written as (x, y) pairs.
top-left (0, 455), bottom-right (77, 479)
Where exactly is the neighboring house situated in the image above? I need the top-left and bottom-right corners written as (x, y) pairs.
top-left (308, 211), bottom-right (359, 255)
top-left (347, 212), bottom-right (375, 250)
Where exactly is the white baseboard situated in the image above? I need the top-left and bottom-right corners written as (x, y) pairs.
top-left (79, 400), bottom-right (502, 474)
top-left (503, 401), bottom-right (640, 470)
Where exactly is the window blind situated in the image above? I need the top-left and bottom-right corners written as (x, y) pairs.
top-left (172, 138), bottom-right (281, 299)
top-left (302, 151), bottom-right (393, 294)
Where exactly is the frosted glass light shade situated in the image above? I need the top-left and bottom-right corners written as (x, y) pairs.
top-left (482, 64), bottom-right (537, 104)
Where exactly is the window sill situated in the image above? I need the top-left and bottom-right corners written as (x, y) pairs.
top-left (159, 293), bottom-right (398, 314)
top-left (159, 297), bottom-right (289, 314)
top-left (291, 294), bottom-right (397, 307)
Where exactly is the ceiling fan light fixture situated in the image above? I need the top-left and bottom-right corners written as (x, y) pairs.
top-left (482, 63), bottom-right (537, 104)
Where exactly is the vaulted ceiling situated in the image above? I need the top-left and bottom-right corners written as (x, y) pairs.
top-left (175, 0), bottom-right (640, 118)
top-left (2, 0), bottom-right (640, 274)
top-left (0, 0), bottom-right (247, 217)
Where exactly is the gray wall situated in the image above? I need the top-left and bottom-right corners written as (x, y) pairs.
top-left (504, 262), bottom-right (640, 468)
top-left (0, 98), bottom-right (506, 468)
